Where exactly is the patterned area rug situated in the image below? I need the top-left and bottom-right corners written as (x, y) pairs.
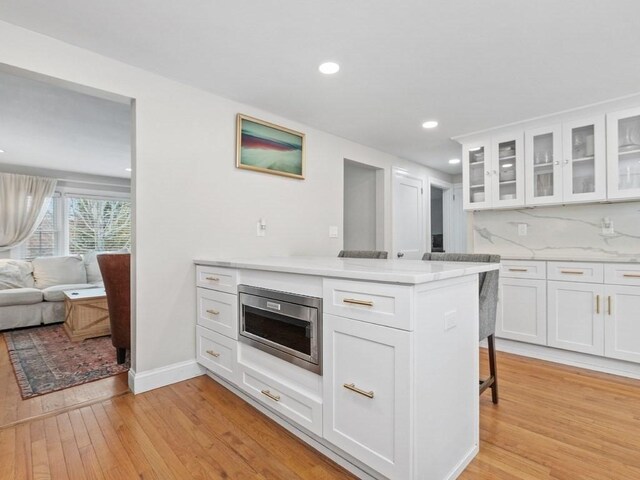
top-left (4, 324), bottom-right (129, 399)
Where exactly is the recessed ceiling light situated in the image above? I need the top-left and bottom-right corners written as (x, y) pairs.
top-left (125, 168), bottom-right (132, 172)
top-left (0, 149), bottom-right (5, 153)
top-left (318, 62), bottom-right (340, 74)
top-left (502, 163), bottom-right (513, 168)
top-left (469, 147), bottom-right (482, 152)
top-left (422, 120), bottom-right (438, 129)
top-left (448, 158), bottom-right (460, 165)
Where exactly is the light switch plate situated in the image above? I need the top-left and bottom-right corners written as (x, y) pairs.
top-left (329, 226), bottom-right (338, 238)
top-left (444, 310), bottom-right (457, 331)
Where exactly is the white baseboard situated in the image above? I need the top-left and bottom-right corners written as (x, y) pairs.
top-left (447, 445), bottom-right (479, 480)
top-left (491, 338), bottom-right (640, 380)
top-left (128, 359), bottom-right (205, 394)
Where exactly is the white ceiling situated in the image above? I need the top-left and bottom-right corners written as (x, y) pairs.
top-left (0, 69), bottom-right (131, 178)
top-left (1, 1), bottom-right (640, 175)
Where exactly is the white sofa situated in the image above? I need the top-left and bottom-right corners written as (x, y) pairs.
top-left (0, 253), bottom-right (105, 331)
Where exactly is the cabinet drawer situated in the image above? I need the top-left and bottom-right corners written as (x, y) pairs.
top-left (196, 326), bottom-right (238, 383)
top-left (501, 260), bottom-right (546, 279)
top-left (547, 262), bottom-right (603, 283)
top-left (196, 265), bottom-right (237, 294)
top-left (323, 279), bottom-right (412, 330)
top-left (238, 363), bottom-right (322, 436)
top-left (197, 288), bottom-right (238, 339)
top-left (604, 264), bottom-right (640, 286)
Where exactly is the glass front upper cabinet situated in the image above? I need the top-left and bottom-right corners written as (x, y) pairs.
top-left (607, 107), bottom-right (640, 199)
top-left (491, 132), bottom-right (524, 207)
top-left (463, 141), bottom-right (492, 210)
top-left (562, 116), bottom-right (606, 203)
top-left (525, 125), bottom-right (563, 205)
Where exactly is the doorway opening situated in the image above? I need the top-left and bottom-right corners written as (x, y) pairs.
top-left (430, 185), bottom-right (445, 252)
top-left (343, 159), bottom-right (384, 252)
top-left (0, 63), bottom-right (135, 426)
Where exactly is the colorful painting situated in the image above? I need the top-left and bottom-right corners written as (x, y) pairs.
top-left (236, 114), bottom-right (305, 179)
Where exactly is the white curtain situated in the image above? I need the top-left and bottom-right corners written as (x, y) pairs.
top-left (0, 173), bottom-right (57, 251)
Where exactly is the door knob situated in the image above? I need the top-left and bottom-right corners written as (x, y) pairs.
top-left (397, 252), bottom-right (404, 258)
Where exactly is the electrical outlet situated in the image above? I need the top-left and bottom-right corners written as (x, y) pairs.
top-left (518, 223), bottom-right (528, 236)
top-left (602, 217), bottom-right (615, 236)
top-left (257, 219), bottom-right (266, 237)
top-left (329, 226), bottom-right (338, 238)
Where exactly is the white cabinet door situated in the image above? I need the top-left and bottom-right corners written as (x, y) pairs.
top-left (604, 285), bottom-right (640, 363)
top-left (463, 140), bottom-right (492, 210)
top-left (525, 125), bottom-right (563, 205)
top-left (548, 281), bottom-right (604, 355)
top-left (562, 116), bottom-right (606, 203)
top-left (607, 106), bottom-right (640, 200)
top-left (323, 314), bottom-right (411, 480)
top-left (496, 278), bottom-right (547, 345)
top-left (491, 131), bottom-right (525, 208)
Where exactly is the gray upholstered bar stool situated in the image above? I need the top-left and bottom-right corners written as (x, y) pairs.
top-left (338, 250), bottom-right (388, 259)
top-left (422, 252), bottom-right (501, 404)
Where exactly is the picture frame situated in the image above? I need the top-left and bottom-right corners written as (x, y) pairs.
top-left (236, 114), bottom-right (305, 179)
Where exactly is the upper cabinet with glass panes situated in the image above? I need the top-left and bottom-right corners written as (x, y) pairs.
top-left (607, 106), bottom-right (640, 200)
top-left (459, 101), bottom-right (640, 210)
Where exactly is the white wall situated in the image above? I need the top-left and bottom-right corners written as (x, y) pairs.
top-left (343, 161), bottom-right (379, 251)
top-left (0, 21), bottom-right (451, 377)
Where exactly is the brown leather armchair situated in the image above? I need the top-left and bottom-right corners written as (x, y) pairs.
top-left (97, 253), bottom-right (131, 364)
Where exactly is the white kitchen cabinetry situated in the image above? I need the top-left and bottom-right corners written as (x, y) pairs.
top-left (547, 281), bottom-right (604, 356)
top-left (496, 278), bottom-right (547, 345)
top-left (607, 106), bottom-right (640, 199)
top-left (604, 285), bottom-right (640, 363)
top-left (463, 140), bottom-right (492, 210)
top-left (525, 124), bottom-right (564, 205)
top-left (562, 116), bottom-right (607, 203)
top-left (463, 134), bottom-right (525, 210)
top-left (323, 313), bottom-right (411, 480)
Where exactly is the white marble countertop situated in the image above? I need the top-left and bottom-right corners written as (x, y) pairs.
top-left (500, 255), bottom-right (640, 264)
top-left (194, 256), bottom-right (499, 284)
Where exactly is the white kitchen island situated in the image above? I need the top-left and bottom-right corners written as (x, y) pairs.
top-left (193, 257), bottom-right (499, 480)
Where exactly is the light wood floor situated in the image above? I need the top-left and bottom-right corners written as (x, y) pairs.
top-left (0, 334), bottom-right (130, 429)
top-left (2, 344), bottom-right (640, 479)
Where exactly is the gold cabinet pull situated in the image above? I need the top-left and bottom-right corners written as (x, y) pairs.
top-left (561, 270), bottom-right (584, 275)
top-left (596, 295), bottom-right (600, 314)
top-left (608, 296), bottom-right (612, 316)
top-left (206, 309), bottom-right (220, 315)
top-left (343, 383), bottom-right (374, 399)
top-left (342, 298), bottom-right (374, 307)
top-left (206, 276), bottom-right (220, 281)
top-left (623, 273), bottom-right (640, 278)
top-left (508, 268), bottom-right (528, 272)
top-left (261, 389), bottom-right (280, 402)
top-left (206, 350), bottom-right (220, 358)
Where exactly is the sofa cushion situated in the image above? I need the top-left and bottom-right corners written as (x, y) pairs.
top-left (41, 284), bottom-right (96, 302)
top-left (0, 260), bottom-right (35, 289)
top-left (0, 287), bottom-right (43, 306)
top-left (32, 255), bottom-right (87, 289)
top-left (83, 251), bottom-right (104, 284)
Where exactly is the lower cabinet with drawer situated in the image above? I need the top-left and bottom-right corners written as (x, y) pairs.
top-left (323, 313), bottom-right (411, 480)
top-left (196, 325), bottom-right (238, 384)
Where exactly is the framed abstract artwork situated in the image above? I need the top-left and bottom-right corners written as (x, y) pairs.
top-left (236, 114), bottom-right (305, 179)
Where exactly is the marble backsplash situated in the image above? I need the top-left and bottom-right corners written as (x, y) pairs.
top-left (472, 201), bottom-right (640, 261)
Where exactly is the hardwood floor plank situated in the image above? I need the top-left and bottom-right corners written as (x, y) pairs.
top-left (13, 423), bottom-right (33, 480)
top-left (43, 416), bottom-right (70, 480)
top-left (55, 413), bottom-right (86, 480)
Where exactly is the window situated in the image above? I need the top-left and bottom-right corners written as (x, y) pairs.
top-left (68, 197), bottom-right (131, 254)
top-left (22, 198), bottom-right (59, 260)
top-left (17, 193), bottom-right (131, 259)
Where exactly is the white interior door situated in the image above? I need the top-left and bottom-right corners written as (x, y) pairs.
top-left (392, 169), bottom-right (424, 259)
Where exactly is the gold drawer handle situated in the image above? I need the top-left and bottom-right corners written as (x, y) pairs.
top-left (206, 350), bottom-right (220, 358)
top-left (261, 389), bottom-right (280, 402)
top-left (596, 295), bottom-right (600, 314)
top-left (206, 276), bottom-right (220, 281)
top-left (343, 383), bottom-right (374, 399)
top-left (608, 296), bottom-right (612, 316)
top-left (206, 309), bottom-right (220, 315)
top-left (508, 268), bottom-right (528, 272)
top-left (343, 298), bottom-right (374, 307)
top-left (561, 270), bottom-right (584, 275)
top-left (623, 274), bottom-right (640, 278)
